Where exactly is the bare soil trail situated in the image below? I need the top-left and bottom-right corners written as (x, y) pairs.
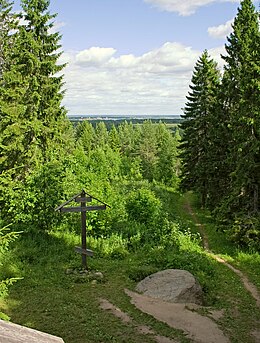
top-left (100, 294), bottom-right (230, 343)
top-left (184, 198), bottom-right (260, 309)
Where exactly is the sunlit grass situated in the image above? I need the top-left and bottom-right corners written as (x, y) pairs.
top-left (1, 189), bottom-right (260, 343)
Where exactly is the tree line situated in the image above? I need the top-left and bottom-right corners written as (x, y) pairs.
top-left (180, 0), bottom-right (260, 248)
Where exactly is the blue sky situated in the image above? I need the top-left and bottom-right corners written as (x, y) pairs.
top-left (12, 0), bottom-right (257, 115)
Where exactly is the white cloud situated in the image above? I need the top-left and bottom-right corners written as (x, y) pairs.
top-left (60, 42), bottom-right (204, 115)
top-left (208, 19), bottom-right (233, 39)
top-left (50, 21), bottom-right (66, 34)
top-left (144, 0), bottom-right (239, 16)
top-left (75, 47), bottom-right (116, 66)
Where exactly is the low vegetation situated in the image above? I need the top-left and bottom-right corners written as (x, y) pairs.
top-left (1, 191), bottom-right (260, 343)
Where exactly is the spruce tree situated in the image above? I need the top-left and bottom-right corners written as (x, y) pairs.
top-left (0, 0), bottom-right (67, 174)
top-left (180, 50), bottom-right (221, 206)
top-left (155, 122), bottom-right (180, 187)
top-left (19, 0), bottom-right (68, 156)
top-left (220, 0), bottom-right (260, 216)
top-left (0, 0), bottom-right (72, 230)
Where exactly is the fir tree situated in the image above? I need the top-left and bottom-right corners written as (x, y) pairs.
top-left (0, 0), bottom-right (72, 230)
top-left (155, 122), bottom-right (180, 187)
top-left (0, 0), bottom-right (67, 175)
top-left (180, 50), bottom-right (221, 206)
top-left (220, 0), bottom-right (260, 216)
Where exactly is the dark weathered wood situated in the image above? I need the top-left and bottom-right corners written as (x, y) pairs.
top-left (55, 191), bottom-right (82, 211)
top-left (75, 197), bottom-right (92, 203)
top-left (75, 246), bottom-right (94, 257)
top-left (55, 189), bottom-right (109, 270)
top-left (81, 190), bottom-right (87, 268)
top-left (60, 205), bottom-right (106, 213)
top-left (84, 191), bottom-right (111, 208)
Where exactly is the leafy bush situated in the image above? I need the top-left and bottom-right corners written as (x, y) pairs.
top-left (230, 215), bottom-right (260, 250)
top-left (125, 188), bottom-right (161, 225)
top-left (0, 224), bottom-right (21, 320)
top-left (127, 265), bottom-right (159, 282)
top-left (1, 158), bottom-right (79, 232)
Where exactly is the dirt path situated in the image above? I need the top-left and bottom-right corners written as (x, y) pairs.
top-left (184, 199), bottom-right (260, 309)
top-left (99, 298), bottom-right (179, 343)
top-left (100, 294), bottom-right (230, 343)
top-left (125, 290), bottom-right (230, 343)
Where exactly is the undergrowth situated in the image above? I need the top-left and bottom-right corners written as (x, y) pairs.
top-left (0, 190), bottom-right (259, 343)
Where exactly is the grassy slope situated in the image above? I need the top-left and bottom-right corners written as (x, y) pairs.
top-left (0, 232), bottom-right (189, 343)
top-left (154, 187), bottom-right (260, 342)
top-left (184, 192), bottom-right (260, 291)
top-left (1, 189), bottom-right (260, 343)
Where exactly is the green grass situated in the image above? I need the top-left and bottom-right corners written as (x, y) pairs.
top-left (185, 192), bottom-right (260, 292)
top-left (0, 232), bottom-right (190, 343)
top-left (1, 189), bottom-right (260, 343)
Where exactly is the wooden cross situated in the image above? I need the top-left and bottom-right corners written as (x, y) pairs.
top-left (56, 190), bottom-right (110, 269)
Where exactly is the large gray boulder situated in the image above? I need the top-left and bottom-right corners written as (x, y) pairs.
top-left (0, 320), bottom-right (64, 343)
top-left (136, 269), bottom-right (203, 305)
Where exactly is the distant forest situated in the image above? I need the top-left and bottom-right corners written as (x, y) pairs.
top-left (68, 115), bottom-right (183, 129)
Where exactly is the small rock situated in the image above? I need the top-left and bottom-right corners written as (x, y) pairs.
top-left (94, 272), bottom-right (104, 279)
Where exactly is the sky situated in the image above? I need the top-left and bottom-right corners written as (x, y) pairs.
top-left (12, 0), bottom-right (258, 116)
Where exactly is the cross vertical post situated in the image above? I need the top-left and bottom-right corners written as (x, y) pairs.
top-left (55, 189), bottom-right (110, 270)
top-left (81, 190), bottom-right (87, 269)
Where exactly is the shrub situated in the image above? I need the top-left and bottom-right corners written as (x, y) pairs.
top-left (125, 188), bottom-right (161, 225)
top-left (230, 215), bottom-right (260, 250)
top-left (0, 224), bottom-right (21, 320)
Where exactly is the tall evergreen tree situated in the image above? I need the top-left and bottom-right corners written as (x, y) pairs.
top-left (220, 0), bottom-right (260, 216)
top-left (0, 0), bottom-right (72, 229)
top-left (19, 0), bottom-right (68, 157)
top-left (155, 123), bottom-right (180, 187)
top-left (0, 0), bottom-right (67, 175)
top-left (180, 50), bottom-right (221, 206)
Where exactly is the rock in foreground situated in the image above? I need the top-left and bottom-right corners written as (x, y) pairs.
top-left (136, 269), bottom-right (203, 304)
top-left (0, 320), bottom-right (64, 343)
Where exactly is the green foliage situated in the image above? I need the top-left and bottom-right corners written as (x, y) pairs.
top-left (180, 50), bottom-right (221, 207)
top-left (229, 215), bottom-right (260, 250)
top-left (220, 0), bottom-right (260, 218)
top-left (0, 0), bottom-right (16, 77)
top-left (0, 225), bottom-right (20, 252)
top-left (127, 265), bottom-right (159, 282)
top-left (0, 223), bottom-right (20, 319)
top-left (88, 234), bottom-right (129, 259)
top-left (0, 0), bottom-right (76, 232)
top-left (125, 188), bottom-right (161, 225)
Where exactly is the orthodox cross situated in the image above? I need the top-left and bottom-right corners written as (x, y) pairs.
top-left (55, 190), bottom-right (110, 269)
